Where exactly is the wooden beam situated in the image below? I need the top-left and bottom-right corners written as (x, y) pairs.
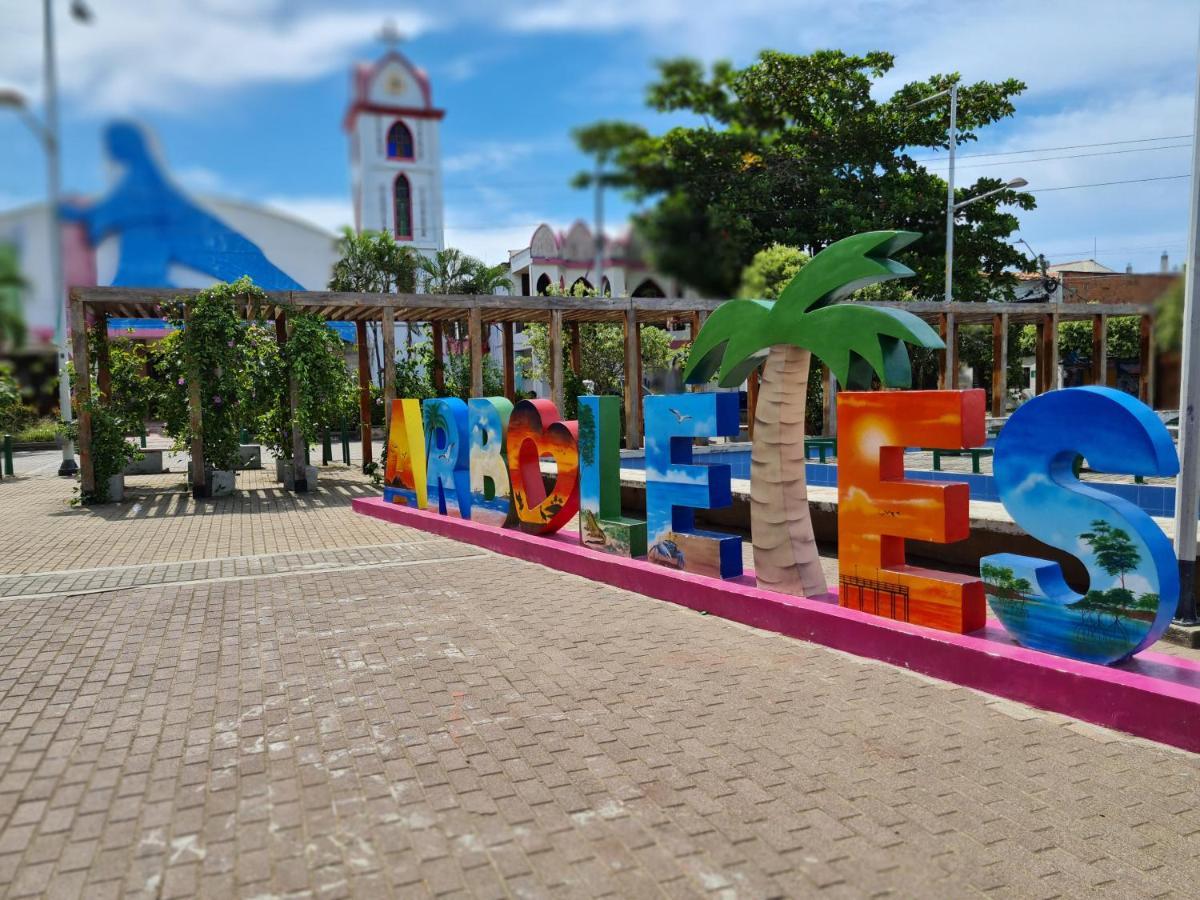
top-left (469, 306), bottom-right (484, 399)
top-left (70, 297), bottom-right (94, 497)
top-left (502, 322), bottom-right (516, 401)
top-left (1091, 315), bottom-right (1106, 386)
top-left (549, 309), bottom-right (564, 413)
top-left (93, 309), bottom-right (111, 402)
top-left (991, 314), bottom-right (1006, 417)
top-left (382, 307), bottom-right (396, 445)
top-left (184, 306), bottom-right (207, 499)
top-left (430, 321), bottom-right (445, 393)
top-left (569, 322), bottom-right (582, 375)
top-left (623, 306), bottom-right (642, 449)
top-left (355, 320), bottom-right (372, 470)
top-left (1140, 314), bottom-right (1155, 406)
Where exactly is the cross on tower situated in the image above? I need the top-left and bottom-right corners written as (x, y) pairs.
top-left (378, 18), bottom-right (404, 51)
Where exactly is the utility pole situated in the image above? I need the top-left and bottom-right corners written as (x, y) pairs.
top-left (1171, 19), bottom-right (1200, 625)
top-left (593, 156), bottom-right (604, 296)
top-left (44, 0), bottom-right (77, 476)
top-left (943, 83), bottom-right (958, 303)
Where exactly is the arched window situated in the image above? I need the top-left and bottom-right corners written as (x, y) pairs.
top-left (387, 121), bottom-right (414, 160)
top-left (570, 277), bottom-right (593, 296)
top-left (632, 279), bottom-right (665, 298)
top-left (535, 273), bottom-right (553, 295)
top-left (393, 175), bottom-right (412, 239)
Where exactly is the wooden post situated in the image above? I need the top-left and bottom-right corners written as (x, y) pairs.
top-left (623, 306), bottom-right (642, 449)
top-left (355, 320), bottom-right (372, 470)
top-left (1045, 312), bottom-right (1060, 392)
top-left (549, 309), bottom-right (564, 413)
top-left (991, 313), bottom-right (1007, 417)
top-left (569, 322), bottom-right (582, 374)
top-left (430, 321), bottom-right (445, 393)
top-left (938, 311), bottom-right (957, 390)
top-left (185, 306), bottom-right (207, 499)
top-left (70, 296), bottom-right (94, 498)
top-left (1140, 314), bottom-right (1155, 406)
top-left (1094, 315), bottom-right (1108, 387)
top-left (502, 321), bottom-right (516, 401)
top-left (747, 371), bottom-right (760, 439)
top-left (469, 306), bottom-right (484, 398)
top-left (93, 309), bottom-right (111, 402)
top-left (283, 315), bottom-right (307, 493)
top-left (1034, 319), bottom-right (1046, 394)
top-left (822, 365), bottom-right (838, 436)
top-left (382, 307), bottom-right (396, 444)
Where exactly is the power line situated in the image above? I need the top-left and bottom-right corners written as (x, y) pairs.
top-left (922, 142), bottom-right (1193, 170)
top-left (912, 133), bottom-right (1193, 163)
top-left (1029, 174), bottom-right (1191, 193)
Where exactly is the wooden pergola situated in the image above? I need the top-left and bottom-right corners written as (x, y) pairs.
top-left (68, 287), bottom-right (1156, 499)
top-left (68, 287), bottom-right (724, 498)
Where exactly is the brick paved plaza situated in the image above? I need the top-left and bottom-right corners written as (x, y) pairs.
top-left (1, 453), bottom-right (1199, 898)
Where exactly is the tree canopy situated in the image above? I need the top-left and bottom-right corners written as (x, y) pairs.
top-left (573, 50), bottom-right (1034, 298)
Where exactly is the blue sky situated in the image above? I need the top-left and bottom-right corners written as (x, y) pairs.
top-left (0, 0), bottom-right (1197, 275)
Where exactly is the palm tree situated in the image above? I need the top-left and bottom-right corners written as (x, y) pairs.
top-left (683, 231), bottom-right (943, 598)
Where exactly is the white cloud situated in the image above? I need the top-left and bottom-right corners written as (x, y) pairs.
top-left (444, 141), bottom-right (538, 174)
top-left (0, 1), bottom-right (432, 113)
top-left (444, 219), bottom-right (550, 265)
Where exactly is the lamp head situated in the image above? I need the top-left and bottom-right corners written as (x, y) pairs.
top-left (1006, 177), bottom-right (1029, 189)
top-left (0, 88), bottom-right (28, 110)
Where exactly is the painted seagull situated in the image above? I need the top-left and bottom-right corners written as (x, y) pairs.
top-left (668, 408), bottom-right (692, 423)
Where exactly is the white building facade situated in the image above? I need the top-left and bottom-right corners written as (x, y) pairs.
top-left (344, 51), bottom-right (445, 257)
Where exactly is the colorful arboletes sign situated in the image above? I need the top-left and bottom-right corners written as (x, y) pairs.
top-left (382, 230), bottom-right (1181, 667)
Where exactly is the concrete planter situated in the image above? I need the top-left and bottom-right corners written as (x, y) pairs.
top-left (274, 458), bottom-right (288, 483)
top-left (210, 469), bottom-right (236, 497)
top-left (106, 474), bottom-right (125, 503)
top-left (187, 462), bottom-right (237, 497)
top-left (280, 463), bottom-right (319, 491)
top-left (239, 445), bottom-right (262, 470)
top-left (123, 450), bottom-right (164, 475)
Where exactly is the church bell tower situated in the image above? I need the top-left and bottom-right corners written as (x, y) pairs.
top-left (345, 29), bottom-right (445, 257)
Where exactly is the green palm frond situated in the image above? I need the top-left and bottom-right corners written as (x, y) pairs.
top-left (683, 299), bottom-right (772, 386)
top-left (682, 229), bottom-right (943, 389)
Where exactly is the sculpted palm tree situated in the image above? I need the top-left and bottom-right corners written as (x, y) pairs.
top-left (683, 231), bottom-right (943, 598)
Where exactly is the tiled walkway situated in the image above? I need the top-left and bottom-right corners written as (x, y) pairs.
top-left (0, 459), bottom-right (1198, 898)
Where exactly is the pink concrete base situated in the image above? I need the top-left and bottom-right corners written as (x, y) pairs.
top-left (354, 497), bottom-right (1200, 753)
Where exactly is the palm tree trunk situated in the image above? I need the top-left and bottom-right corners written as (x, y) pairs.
top-left (750, 344), bottom-right (828, 597)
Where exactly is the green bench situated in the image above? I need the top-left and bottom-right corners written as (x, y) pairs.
top-left (804, 437), bottom-right (837, 463)
top-left (930, 447), bottom-right (993, 474)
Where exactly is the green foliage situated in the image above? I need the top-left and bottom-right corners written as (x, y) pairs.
top-left (685, 231), bottom-right (942, 389)
top-left (1156, 276), bottom-right (1185, 353)
top-left (1016, 317), bottom-right (1141, 361)
top-left (104, 339), bottom-right (154, 437)
top-left (328, 228), bottom-right (417, 293)
top-left (0, 243), bottom-right (27, 350)
top-left (522, 322), bottom-right (676, 419)
top-left (67, 399), bottom-right (137, 503)
top-left (163, 278), bottom-right (257, 471)
top-left (14, 418), bottom-right (62, 443)
top-left (285, 310), bottom-right (356, 443)
top-left (737, 244), bottom-right (810, 300)
top-left (1080, 519), bottom-right (1141, 589)
top-left (0, 362), bottom-right (32, 432)
top-left (417, 248), bottom-right (510, 295)
top-left (148, 331), bottom-right (189, 447)
top-left (574, 50), bottom-right (1032, 298)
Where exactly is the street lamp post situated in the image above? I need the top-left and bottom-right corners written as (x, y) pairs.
top-left (1, 0), bottom-right (90, 476)
top-left (1171, 19), bottom-right (1200, 626)
top-left (911, 85), bottom-right (1027, 302)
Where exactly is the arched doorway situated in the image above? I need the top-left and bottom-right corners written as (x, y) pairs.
top-left (535, 273), bottom-right (553, 295)
top-left (569, 277), bottom-right (593, 296)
